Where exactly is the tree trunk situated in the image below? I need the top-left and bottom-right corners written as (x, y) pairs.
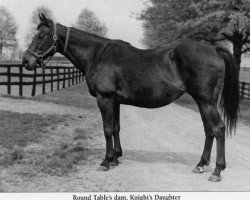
top-left (232, 42), bottom-right (242, 69)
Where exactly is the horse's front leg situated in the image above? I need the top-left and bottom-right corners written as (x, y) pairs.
top-left (97, 96), bottom-right (117, 171)
top-left (112, 102), bottom-right (122, 160)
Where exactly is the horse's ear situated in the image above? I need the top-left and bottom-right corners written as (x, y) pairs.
top-left (39, 13), bottom-right (48, 22)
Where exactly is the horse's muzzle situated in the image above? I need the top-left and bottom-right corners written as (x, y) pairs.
top-left (22, 58), bottom-right (35, 71)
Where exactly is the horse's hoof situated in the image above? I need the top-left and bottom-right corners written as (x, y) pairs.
top-left (192, 166), bottom-right (204, 174)
top-left (98, 165), bottom-right (110, 171)
top-left (208, 174), bottom-right (221, 182)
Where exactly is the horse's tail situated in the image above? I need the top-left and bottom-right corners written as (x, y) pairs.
top-left (216, 46), bottom-right (240, 136)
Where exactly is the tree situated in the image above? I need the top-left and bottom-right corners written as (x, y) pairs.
top-left (140, 0), bottom-right (250, 68)
top-left (74, 8), bottom-right (107, 37)
top-left (25, 6), bottom-right (54, 47)
top-left (0, 6), bottom-right (18, 56)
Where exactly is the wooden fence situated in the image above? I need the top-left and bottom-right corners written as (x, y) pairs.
top-left (0, 63), bottom-right (84, 96)
top-left (239, 81), bottom-right (250, 100)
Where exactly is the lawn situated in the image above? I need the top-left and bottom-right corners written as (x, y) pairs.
top-left (0, 83), bottom-right (102, 179)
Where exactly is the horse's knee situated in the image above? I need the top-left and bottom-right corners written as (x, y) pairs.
top-left (104, 127), bottom-right (113, 138)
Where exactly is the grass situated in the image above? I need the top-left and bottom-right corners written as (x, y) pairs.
top-left (0, 110), bottom-right (67, 169)
top-left (39, 142), bottom-right (92, 176)
top-left (73, 127), bottom-right (92, 140)
top-left (0, 135), bottom-right (98, 176)
top-left (33, 82), bottom-right (98, 111)
top-left (0, 111), bottom-right (66, 149)
top-left (0, 83), bottom-right (102, 178)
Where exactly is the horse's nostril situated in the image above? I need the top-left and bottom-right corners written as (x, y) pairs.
top-left (22, 59), bottom-right (29, 66)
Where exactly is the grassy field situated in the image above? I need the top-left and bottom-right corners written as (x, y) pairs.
top-left (0, 83), bottom-right (102, 181)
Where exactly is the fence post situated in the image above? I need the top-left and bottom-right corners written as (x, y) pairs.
top-left (76, 70), bottom-right (78, 84)
top-left (76, 69), bottom-right (78, 84)
top-left (19, 66), bottom-right (23, 96)
top-left (31, 67), bottom-right (37, 96)
top-left (42, 67), bottom-right (46, 94)
top-left (51, 68), bottom-right (53, 92)
top-left (7, 66), bottom-right (11, 95)
top-left (57, 67), bottom-right (60, 90)
top-left (63, 68), bottom-right (66, 88)
top-left (72, 68), bottom-right (74, 85)
top-left (68, 68), bottom-right (71, 87)
top-left (241, 82), bottom-right (245, 99)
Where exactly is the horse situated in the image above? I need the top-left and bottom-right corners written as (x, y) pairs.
top-left (22, 13), bottom-right (239, 182)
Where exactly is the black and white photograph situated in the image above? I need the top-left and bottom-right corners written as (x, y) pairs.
top-left (0, 0), bottom-right (250, 198)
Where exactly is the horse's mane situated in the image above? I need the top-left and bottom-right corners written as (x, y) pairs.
top-left (70, 27), bottom-right (108, 41)
top-left (70, 27), bottom-right (131, 46)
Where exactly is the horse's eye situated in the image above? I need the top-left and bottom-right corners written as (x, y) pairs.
top-left (37, 34), bottom-right (44, 40)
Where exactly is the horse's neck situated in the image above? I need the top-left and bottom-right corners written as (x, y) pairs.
top-left (57, 25), bottom-right (102, 75)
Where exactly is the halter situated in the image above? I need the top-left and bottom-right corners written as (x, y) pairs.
top-left (27, 23), bottom-right (70, 68)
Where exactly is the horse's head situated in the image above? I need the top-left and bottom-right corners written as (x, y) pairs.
top-left (22, 13), bottom-right (58, 70)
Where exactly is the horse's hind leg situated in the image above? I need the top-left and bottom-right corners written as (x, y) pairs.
top-left (192, 100), bottom-right (214, 173)
top-left (193, 100), bottom-right (226, 182)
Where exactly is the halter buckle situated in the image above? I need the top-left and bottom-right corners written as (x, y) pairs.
top-left (38, 56), bottom-right (43, 61)
top-left (53, 35), bottom-right (58, 41)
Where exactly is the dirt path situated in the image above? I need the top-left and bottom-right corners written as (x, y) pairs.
top-left (1, 96), bottom-right (250, 191)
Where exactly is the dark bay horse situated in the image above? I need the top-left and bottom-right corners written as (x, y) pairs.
top-left (22, 14), bottom-right (239, 182)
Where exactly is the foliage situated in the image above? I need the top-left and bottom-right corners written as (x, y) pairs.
top-left (74, 8), bottom-right (107, 37)
top-left (0, 6), bottom-right (18, 56)
top-left (140, 0), bottom-right (250, 68)
top-left (25, 6), bottom-right (54, 47)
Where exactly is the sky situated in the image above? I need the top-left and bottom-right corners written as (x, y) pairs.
top-left (0, 0), bottom-right (147, 50)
